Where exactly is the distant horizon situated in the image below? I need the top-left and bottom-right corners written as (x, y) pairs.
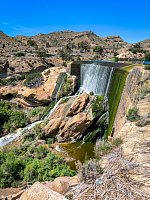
top-left (0, 29), bottom-right (149, 44)
top-left (0, 0), bottom-right (150, 43)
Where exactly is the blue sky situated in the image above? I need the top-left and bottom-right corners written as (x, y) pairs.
top-left (0, 0), bottom-right (150, 43)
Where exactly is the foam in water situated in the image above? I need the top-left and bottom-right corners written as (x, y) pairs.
top-left (80, 63), bottom-right (113, 95)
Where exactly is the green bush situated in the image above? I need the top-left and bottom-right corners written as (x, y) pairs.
top-left (60, 98), bottom-right (69, 104)
top-left (0, 101), bottom-right (29, 134)
top-left (0, 146), bottom-right (76, 188)
top-left (14, 52), bottom-right (25, 57)
top-left (23, 124), bottom-right (44, 143)
top-left (23, 72), bottom-right (43, 88)
top-left (27, 39), bottom-right (37, 47)
top-left (92, 96), bottom-right (104, 118)
top-left (111, 56), bottom-right (119, 62)
top-left (112, 137), bottom-right (123, 147)
top-left (144, 52), bottom-right (150, 61)
top-left (58, 45), bottom-right (73, 61)
top-left (127, 107), bottom-right (140, 122)
top-left (93, 46), bottom-right (103, 53)
top-left (95, 137), bottom-right (123, 157)
top-left (0, 77), bottom-right (20, 86)
top-left (28, 107), bottom-right (46, 119)
top-left (144, 65), bottom-right (150, 70)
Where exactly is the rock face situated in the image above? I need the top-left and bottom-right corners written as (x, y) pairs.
top-left (0, 67), bottom-right (77, 106)
top-left (19, 182), bottom-right (67, 200)
top-left (18, 67), bottom-right (66, 106)
top-left (45, 93), bottom-right (93, 142)
top-left (43, 176), bottom-right (79, 195)
top-left (66, 93), bottom-right (89, 116)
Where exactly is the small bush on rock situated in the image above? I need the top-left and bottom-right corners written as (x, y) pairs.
top-left (23, 72), bottom-right (43, 88)
top-left (127, 107), bottom-right (140, 122)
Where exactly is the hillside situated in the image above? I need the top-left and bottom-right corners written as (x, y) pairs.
top-left (1, 30), bottom-right (148, 76)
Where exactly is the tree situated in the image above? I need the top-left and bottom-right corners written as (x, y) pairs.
top-left (93, 46), bottom-right (103, 54)
top-left (144, 52), bottom-right (150, 61)
top-left (58, 45), bottom-right (73, 61)
top-left (77, 41), bottom-right (91, 52)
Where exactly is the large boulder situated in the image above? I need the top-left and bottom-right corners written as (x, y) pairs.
top-left (43, 176), bottom-right (79, 195)
top-left (66, 92), bottom-right (89, 116)
top-left (58, 112), bottom-right (93, 141)
top-left (19, 182), bottom-right (67, 200)
top-left (18, 67), bottom-right (66, 106)
top-left (44, 93), bottom-right (93, 142)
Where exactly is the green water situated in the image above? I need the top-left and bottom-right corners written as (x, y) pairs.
top-left (60, 142), bottom-right (95, 170)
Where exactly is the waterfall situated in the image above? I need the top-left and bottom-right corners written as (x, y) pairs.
top-left (0, 62), bottom-right (114, 147)
top-left (80, 63), bottom-right (113, 96)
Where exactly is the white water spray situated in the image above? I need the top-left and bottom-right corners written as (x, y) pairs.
top-left (0, 63), bottom-right (114, 147)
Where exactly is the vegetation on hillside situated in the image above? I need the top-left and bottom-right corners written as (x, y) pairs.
top-left (0, 101), bottom-right (29, 134)
top-left (127, 107), bottom-right (140, 122)
top-left (92, 95), bottom-right (104, 118)
top-left (0, 146), bottom-right (75, 188)
top-left (58, 45), bottom-right (73, 61)
top-left (0, 75), bottom-right (25, 86)
top-left (23, 72), bottom-right (43, 88)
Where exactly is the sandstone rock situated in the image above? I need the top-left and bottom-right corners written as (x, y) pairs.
top-left (44, 93), bottom-right (93, 142)
top-left (0, 84), bottom-right (22, 99)
top-left (66, 92), bottom-right (89, 116)
top-left (19, 182), bottom-right (67, 200)
top-left (17, 67), bottom-right (66, 106)
top-left (59, 112), bottom-right (93, 141)
top-left (45, 117), bottom-right (66, 137)
top-left (43, 176), bottom-right (79, 195)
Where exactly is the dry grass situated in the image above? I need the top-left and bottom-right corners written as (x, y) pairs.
top-left (66, 148), bottom-right (150, 200)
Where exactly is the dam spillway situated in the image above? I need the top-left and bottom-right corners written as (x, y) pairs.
top-left (80, 63), bottom-right (113, 95)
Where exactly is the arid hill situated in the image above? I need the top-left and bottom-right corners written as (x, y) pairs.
top-left (1, 30), bottom-right (149, 76)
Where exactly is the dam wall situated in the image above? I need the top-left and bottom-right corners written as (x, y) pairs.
top-left (113, 67), bottom-right (142, 136)
top-left (68, 61), bottom-right (129, 83)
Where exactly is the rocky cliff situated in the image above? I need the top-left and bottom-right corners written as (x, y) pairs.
top-left (1, 30), bottom-right (149, 77)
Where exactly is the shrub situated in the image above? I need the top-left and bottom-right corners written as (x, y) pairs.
top-left (93, 46), bottom-right (103, 53)
top-left (23, 72), bottom-right (43, 88)
top-left (112, 137), bottom-right (123, 147)
top-left (76, 159), bottom-right (103, 183)
top-left (89, 91), bottom-right (94, 95)
top-left (58, 46), bottom-right (72, 61)
top-left (0, 101), bottom-right (29, 134)
top-left (23, 124), bottom-right (44, 143)
top-left (77, 41), bottom-right (91, 52)
top-left (111, 56), bottom-right (119, 62)
top-left (36, 50), bottom-right (47, 58)
top-left (28, 107), bottom-right (46, 119)
top-left (95, 137), bottom-right (123, 157)
top-left (27, 39), bottom-right (37, 47)
top-left (127, 107), bottom-right (140, 122)
top-left (60, 98), bottom-right (69, 104)
top-left (14, 52), bottom-right (25, 57)
top-left (0, 77), bottom-right (21, 86)
top-left (144, 65), bottom-right (150, 70)
top-left (0, 146), bottom-right (76, 188)
top-left (144, 52), bottom-right (150, 61)
top-left (92, 96), bottom-right (104, 118)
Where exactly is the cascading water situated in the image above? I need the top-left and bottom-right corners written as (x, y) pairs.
top-left (0, 62), bottom-right (114, 147)
top-left (80, 63), bottom-right (113, 96)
